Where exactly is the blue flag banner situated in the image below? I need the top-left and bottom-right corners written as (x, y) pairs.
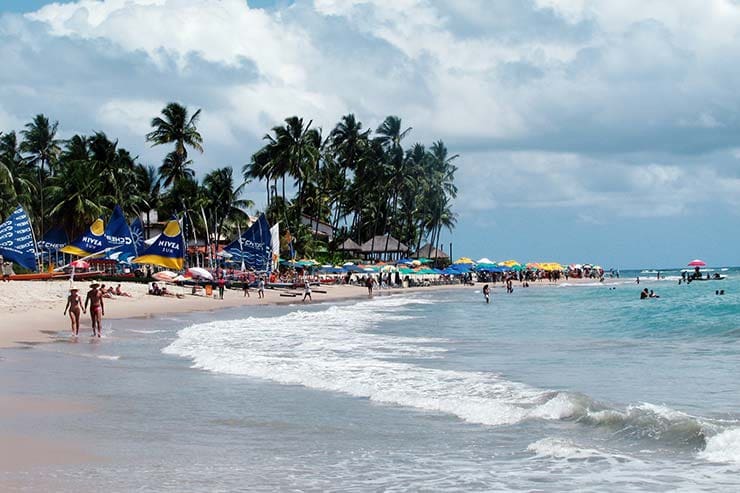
top-left (133, 219), bottom-right (185, 270)
top-left (0, 205), bottom-right (38, 271)
top-left (130, 217), bottom-right (144, 256)
top-left (224, 214), bottom-right (272, 271)
top-left (104, 205), bottom-right (136, 262)
top-left (61, 216), bottom-right (108, 257)
top-left (37, 225), bottom-right (68, 255)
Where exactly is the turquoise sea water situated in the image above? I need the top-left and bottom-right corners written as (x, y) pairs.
top-left (2, 268), bottom-right (739, 491)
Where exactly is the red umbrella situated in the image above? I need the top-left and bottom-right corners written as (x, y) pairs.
top-left (70, 259), bottom-right (90, 269)
top-left (687, 259), bottom-right (706, 267)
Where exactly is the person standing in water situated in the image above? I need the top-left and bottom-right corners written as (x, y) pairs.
top-left (483, 284), bottom-right (491, 304)
top-left (302, 280), bottom-right (312, 303)
top-left (84, 283), bottom-right (105, 337)
top-left (63, 288), bottom-right (85, 336)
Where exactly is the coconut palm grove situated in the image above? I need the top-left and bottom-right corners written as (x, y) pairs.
top-left (0, 103), bottom-right (458, 266)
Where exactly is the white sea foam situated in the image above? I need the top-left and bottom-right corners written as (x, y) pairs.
top-left (129, 329), bottom-right (165, 334)
top-left (527, 437), bottom-right (633, 463)
top-left (164, 296), bottom-right (578, 427)
top-left (699, 428), bottom-right (740, 463)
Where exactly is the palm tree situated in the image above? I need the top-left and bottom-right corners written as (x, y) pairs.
top-left (202, 166), bottom-right (252, 251)
top-left (158, 151), bottom-right (195, 188)
top-left (328, 114), bottom-right (370, 230)
top-left (0, 131), bottom-right (35, 218)
top-left (46, 160), bottom-right (111, 237)
top-left (146, 102), bottom-right (203, 192)
top-left (20, 114), bottom-right (61, 236)
top-left (146, 102), bottom-right (203, 157)
top-left (135, 164), bottom-right (161, 239)
top-left (375, 116), bottom-right (412, 257)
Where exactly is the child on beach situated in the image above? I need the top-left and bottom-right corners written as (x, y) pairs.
top-left (258, 277), bottom-right (265, 299)
top-left (63, 288), bottom-right (85, 336)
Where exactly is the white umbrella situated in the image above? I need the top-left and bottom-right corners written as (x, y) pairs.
top-left (187, 267), bottom-right (214, 280)
top-left (152, 270), bottom-right (177, 282)
top-left (477, 257), bottom-right (494, 264)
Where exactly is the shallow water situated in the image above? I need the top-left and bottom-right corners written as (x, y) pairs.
top-left (2, 269), bottom-right (739, 491)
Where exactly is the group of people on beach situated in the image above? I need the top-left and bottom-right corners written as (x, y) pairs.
top-left (63, 283), bottom-right (107, 337)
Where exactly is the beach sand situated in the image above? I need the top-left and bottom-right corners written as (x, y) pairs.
top-left (0, 280), bottom-right (474, 348)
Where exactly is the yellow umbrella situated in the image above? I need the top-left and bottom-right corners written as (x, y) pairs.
top-left (498, 259), bottom-right (520, 268)
top-left (453, 257), bottom-right (475, 264)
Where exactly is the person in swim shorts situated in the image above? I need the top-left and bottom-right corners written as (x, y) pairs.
top-left (85, 283), bottom-right (105, 337)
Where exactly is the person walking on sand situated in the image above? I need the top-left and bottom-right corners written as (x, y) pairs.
top-left (242, 275), bottom-right (250, 297)
top-left (258, 277), bottom-right (265, 299)
top-left (302, 280), bottom-right (312, 303)
top-left (366, 276), bottom-right (374, 296)
top-left (63, 288), bottom-right (85, 336)
top-left (483, 284), bottom-right (491, 304)
top-left (85, 283), bottom-right (105, 337)
top-left (217, 276), bottom-right (226, 300)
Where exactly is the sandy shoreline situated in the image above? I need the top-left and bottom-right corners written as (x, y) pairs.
top-left (1, 280), bottom-right (469, 348)
top-left (0, 277), bottom-right (608, 349)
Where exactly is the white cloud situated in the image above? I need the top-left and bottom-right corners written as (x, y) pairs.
top-left (1, 0), bottom-right (739, 223)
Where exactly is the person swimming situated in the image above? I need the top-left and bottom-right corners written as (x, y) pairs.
top-left (640, 288), bottom-right (649, 299)
top-left (482, 284), bottom-right (490, 304)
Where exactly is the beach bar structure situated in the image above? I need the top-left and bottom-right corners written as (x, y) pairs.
top-left (336, 238), bottom-right (362, 255)
top-left (412, 243), bottom-right (449, 261)
top-left (360, 234), bottom-right (409, 261)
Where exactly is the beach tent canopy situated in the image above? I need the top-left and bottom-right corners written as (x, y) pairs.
top-left (0, 205), bottom-right (38, 271)
top-left (336, 238), bottom-right (362, 252)
top-left (687, 259), bottom-right (706, 267)
top-left (133, 219), bottom-right (185, 270)
top-left (360, 235), bottom-right (409, 253)
top-left (412, 243), bottom-right (449, 259)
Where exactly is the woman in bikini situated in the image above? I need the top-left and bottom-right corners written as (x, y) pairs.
top-left (63, 288), bottom-right (85, 336)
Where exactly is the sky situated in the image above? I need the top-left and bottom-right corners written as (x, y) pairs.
top-left (1, 0), bottom-right (739, 269)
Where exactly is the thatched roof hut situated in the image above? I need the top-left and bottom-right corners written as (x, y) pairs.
top-left (413, 243), bottom-right (449, 259)
top-left (336, 238), bottom-right (362, 252)
top-left (360, 235), bottom-right (409, 254)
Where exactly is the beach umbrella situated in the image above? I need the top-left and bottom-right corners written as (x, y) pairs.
top-left (498, 259), bottom-right (520, 268)
top-left (396, 258), bottom-right (413, 265)
top-left (687, 259), bottom-right (706, 267)
top-left (476, 257), bottom-right (494, 264)
top-left (70, 259), bottom-right (90, 269)
top-left (152, 270), bottom-right (177, 282)
top-left (453, 257), bottom-right (475, 265)
top-left (187, 267), bottom-right (214, 280)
